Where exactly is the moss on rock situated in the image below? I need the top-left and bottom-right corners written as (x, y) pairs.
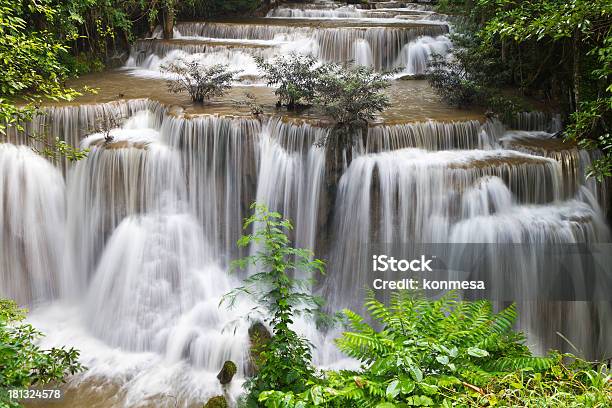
top-left (203, 395), bottom-right (228, 408)
top-left (216, 360), bottom-right (237, 385)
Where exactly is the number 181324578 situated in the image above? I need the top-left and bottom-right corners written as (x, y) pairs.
top-left (8, 389), bottom-right (63, 401)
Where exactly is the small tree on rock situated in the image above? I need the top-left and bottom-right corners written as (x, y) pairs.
top-left (161, 59), bottom-right (240, 103)
top-left (316, 64), bottom-right (392, 132)
top-left (222, 204), bottom-right (326, 406)
top-left (314, 63), bottom-right (393, 171)
top-left (255, 53), bottom-right (324, 110)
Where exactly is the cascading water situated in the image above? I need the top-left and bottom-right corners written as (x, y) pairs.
top-left (1, 1), bottom-right (611, 406)
top-left (126, 3), bottom-right (451, 79)
top-left (393, 35), bottom-right (452, 75)
top-left (0, 144), bottom-right (65, 305)
top-left (4, 104), bottom-right (611, 405)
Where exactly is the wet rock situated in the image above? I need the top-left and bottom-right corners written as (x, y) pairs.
top-left (204, 395), bottom-right (228, 408)
top-left (398, 73), bottom-right (428, 80)
top-left (247, 322), bottom-right (272, 375)
top-left (216, 360), bottom-right (237, 385)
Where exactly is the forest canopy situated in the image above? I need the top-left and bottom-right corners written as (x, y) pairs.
top-left (0, 0), bottom-right (260, 132)
top-left (433, 0), bottom-right (612, 179)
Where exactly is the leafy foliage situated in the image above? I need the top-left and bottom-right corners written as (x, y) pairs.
top-left (567, 98), bottom-right (612, 180)
top-left (428, 0), bottom-right (612, 178)
top-left (161, 60), bottom-right (240, 103)
top-left (259, 292), bottom-right (610, 408)
top-left (448, 361), bottom-right (611, 407)
top-left (29, 136), bottom-right (90, 163)
top-left (313, 64), bottom-right (393, 149)
top-left (222, 204), bottom-right (325, 407)
top-left (478, 0), bottom-right (612, 179)
top-left (0, 0), bottom-right (80, 134)
top-left (255, 54), bottom-right (324, 109)
top-left (0, 299), bottom-right (83, 408)
top-left (179, 0), bottom-right (261, 19)
top-left (315, 65), bottom-right (392, 127)
top-left (427, 53), bottom-right (487, 109)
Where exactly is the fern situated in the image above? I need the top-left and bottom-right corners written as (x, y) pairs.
top-left (259, 291), bottom-right (610, 408)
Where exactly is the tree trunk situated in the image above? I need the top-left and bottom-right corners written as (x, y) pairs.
top-left (163, 3), bottom-right (175, 40)
top-left (573, 29), bottom-right (581, 112)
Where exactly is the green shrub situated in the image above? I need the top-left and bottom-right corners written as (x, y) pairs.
top-left (222, 204), bottom-right (326, 407)
top-left (315, 64), bottom-right (392, 128)
top-left (161, 60), bottom-right (240, 103)
top-left (259, 292), bottom-right (611, 408)
top-left (255, 54), bottom-right (324, 109)
top-left (0, 299), bottom-right (84, 408)
top-left (427, 53), bottom-right (487, 109)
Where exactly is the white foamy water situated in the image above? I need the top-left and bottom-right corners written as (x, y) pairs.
top-left (125, 2), bottom-right (451, 79)
top-left (1, 98), bottom-right (609, 406)
top-left (1, 2), bottom-right (610, 407)
top-left (0, 144), bottom-right (65, 304)
top-left (11, 109), bottom-right (341, 406)
top-left (394, 35), bottom-right (452, 75)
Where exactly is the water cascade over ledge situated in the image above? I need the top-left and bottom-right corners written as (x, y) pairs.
top-left (1, 1), bottom-right (611, 406)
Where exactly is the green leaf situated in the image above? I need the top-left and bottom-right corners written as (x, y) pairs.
top-left (386, 379), bottom-right (400, 398)
top-left (467, 347), bottom-right (489, 358)
top-left (400, 379), bottom-right (416, 394)
top-left (409, 365), bottom-right (423, 382)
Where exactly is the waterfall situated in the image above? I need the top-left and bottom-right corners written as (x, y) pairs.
top-left (353, 39), bottom-right (374, 67)
top-left (2, 97), bottom-right (610, 405)
top-left (161, 114), bottom-right (261, 263)
top-left (254, 118), bottom-right (327, 253)
top-left (66, 114), bottom-right (186, 291)
top-left (501, 130), bottom-right (611, 213)
top-left (4, 99), bottom-right (164, 169)
top-left (138, 21), bottom-right (449, 73)
top-left (512, 111), bottom-right (563, 132)
top-left (1, 0), bottom-right (611, 404)
top-left (0, 144), bottom-right (65, 304)
top-left (85, 212), bottom-right (246, 363)
top-left (267, 5), bottom-right (363, 18)
top-left (449, 186), bottom-right (610, 357)
top-left (365, 119), bottom-right (490, 152)
top-left (324, 148), bottom-right (566, 308)
top-left (394, 35), bottom-right (452, 75)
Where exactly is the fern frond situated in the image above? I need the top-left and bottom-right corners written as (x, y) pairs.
top-left (485, 355), bottom-right (557, 372)
top-left (336, 332), bottom-right (389, 361)
top-left (490, 303), bottom-right (518, 334)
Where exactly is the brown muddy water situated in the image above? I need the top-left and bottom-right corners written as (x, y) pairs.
top-left (64, 70), bottom-right (484, 124)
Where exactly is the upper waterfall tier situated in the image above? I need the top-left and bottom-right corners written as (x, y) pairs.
top-left (170, 19), bottom-right (446, 69)
top-left (7, 100), bottom-right (603, 211)
top-left (126, 16), bottom-right (450, 78)
top-left (267, 4), bottom-right (443, 20)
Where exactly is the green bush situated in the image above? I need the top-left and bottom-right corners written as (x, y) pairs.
top-left (428, 0), bottom-right (612, 179)
top-left (222, 204), bottom-right (326, 407)
top-left (255, 54), bottom-right (324, 109)
top-left (0, 299), bottom-right (83, 408)
top-left (161, 60), bottom-right (240, 103)
top-left (259, 292), bottom-right (611, 408)
top-left (315, 64), bottom-right (392, 128)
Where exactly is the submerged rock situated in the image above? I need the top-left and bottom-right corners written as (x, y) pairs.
top-left (204, 395), bottom-right (228, 408)
top-left (398, 73), bottom-right (428, 80)
top-left (216, 360), bottom-right (237, 385)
